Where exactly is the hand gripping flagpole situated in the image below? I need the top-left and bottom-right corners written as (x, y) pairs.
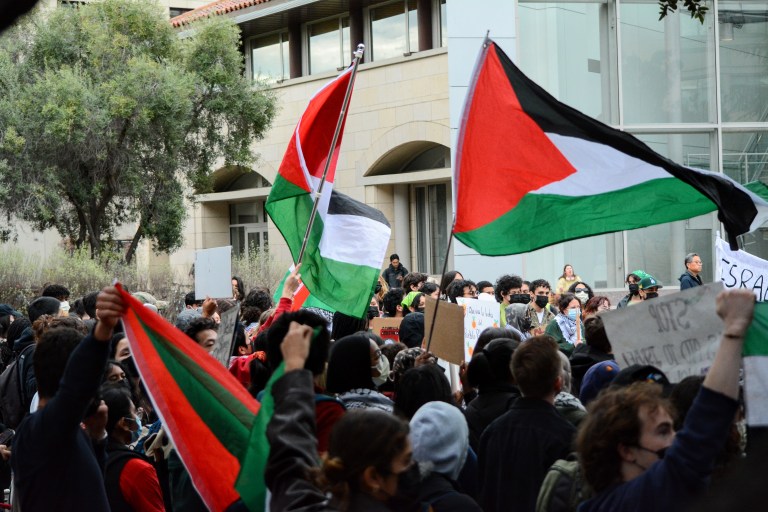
top-left (296, 44), bottom-right (365, 266)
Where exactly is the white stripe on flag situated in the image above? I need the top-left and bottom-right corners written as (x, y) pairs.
top-left (744, 355), bottom-right (768, 426)
top-left (535, 134), bottom-right (673, 196)
top-left (319, 214), bottom-right (391, 269)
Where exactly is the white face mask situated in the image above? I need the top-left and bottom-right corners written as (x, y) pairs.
top-left (372, 354), bottom-right (390, 387)
top-left (575, 291), bottom-right (589, 305)
top-left (59, 300), bottom-right (70, 313)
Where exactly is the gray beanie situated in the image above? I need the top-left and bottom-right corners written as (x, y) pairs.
top-left (409, 401), bottom-right (468, 480)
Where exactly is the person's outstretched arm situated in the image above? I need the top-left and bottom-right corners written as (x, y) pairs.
top-left (704, 289), bottom-right (755, 399)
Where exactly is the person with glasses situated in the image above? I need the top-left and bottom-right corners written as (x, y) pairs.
top-left (679, 253), bottom-right (704, 290)
top-left (576, 289), bottom-right (755, 512)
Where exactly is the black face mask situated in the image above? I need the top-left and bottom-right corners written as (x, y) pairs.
top-left (645, 292), bottom-right (659, 299)
top-left (415, 307), bottom-right (425, 314)
top-left (368, 306), bottom-right (380, 320)
top-left (628, 283), bottom-right (640, 296)
top-left (386, 463), bottom-right (423, 511)
top-left (510, 293), bottom-right (531, 305)
top-left (534, 295), bottom-right (549, 308)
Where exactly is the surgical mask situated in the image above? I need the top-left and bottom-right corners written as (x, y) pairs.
top-left (534, 295), bottom-right (549, 308)
top-left (628, 283), bottom-right (640, 296)
top-left (127, 415), bottom-right (142, 443)
top-left (372, 355), bottom-right (390, 387)
top-left (510, 293), bottom-right (531, 305)
top-left (59, 300), bottom-right (70, 313)
top-left (575, 291), bottom-right (589, 304)
top-left (567, 309), bottom-right (579, 321)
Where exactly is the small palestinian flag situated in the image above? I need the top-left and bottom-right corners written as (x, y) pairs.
top-left (454, 39), bottom-right (768, 255)
top-left (266, 64), bottom-right (391, 319)
top-left (273, 265), bottom-right (336, 313)
top-left (117, 284), bottom-right (270, 511)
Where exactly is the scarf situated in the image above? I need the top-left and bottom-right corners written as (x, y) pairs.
top-left (555, 313), bottom-right (579, 344)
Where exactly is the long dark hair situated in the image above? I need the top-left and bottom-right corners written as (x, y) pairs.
top-left (326, 334), bottom-right (375, 394)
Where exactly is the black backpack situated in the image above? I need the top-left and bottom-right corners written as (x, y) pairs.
top-left (0, 344), bottom-right (35, 428)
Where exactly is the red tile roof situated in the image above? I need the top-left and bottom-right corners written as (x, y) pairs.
top-left (170, 0), bottom-right (271, 28)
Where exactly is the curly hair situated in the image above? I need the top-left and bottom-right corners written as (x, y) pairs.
top-left (577, 382), bottom-right (675, 492)
top-left (495, 274), bottom-right (523, 302)
top-left (32, 315), bottom-right (88, 341)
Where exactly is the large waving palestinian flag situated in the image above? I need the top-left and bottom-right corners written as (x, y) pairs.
top-left (118, 285), bottom-right (270, 512)
top-left (266, 64), bottom-right (391, 319)
top-left (454, 39), bottom-right (768, 255)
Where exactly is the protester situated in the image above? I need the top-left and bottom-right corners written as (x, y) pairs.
top-left (576, 289), bottom-right (754, 512)
top-left (266, 321), bottom-right (414, 511)
top-left (555, 352), bottom-right (587, 427)
top-left (545, 293), bottom-right (584, 356)
top-left (381, 253), bottom-right (408, 289)
top-left (617, 272), bottom-right (644, 308)
top-left (582, 296), bottom-right (610, 319)
top-left (12, 286), bottom-right (125, 511)
top-left (638, 275), bottom-right (662, 300)
top-left (556, 265), bottom-right (581, 295)
top-left (568, 282), bottom-right (594, 307)
top-left (528, 279), bottom-right (555, 336)
top-left (679, 253), bottom-right (704, 289)
top-left (570, 315), bottom-right (614, 395)
top-left (326, 334), bottom-right (394, 412)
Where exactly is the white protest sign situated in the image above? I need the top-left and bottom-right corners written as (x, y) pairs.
top-left (195, 246), bottom-right (233, 299)
top-left (601, 282), bottom-right (724, 383)
top-left (715, 237), bottom-right (768, 300)
top-left (456, 298), bottom-right (501, 362)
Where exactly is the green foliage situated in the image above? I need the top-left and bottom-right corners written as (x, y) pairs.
top-left (0, 0), bottom-right (277, 262)
top-left (231, 246), bottom-right (284, 296)
top-left (658, 0), bottom-right (708, 23)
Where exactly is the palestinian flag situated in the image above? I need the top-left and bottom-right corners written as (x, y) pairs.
top-left (117, 284), bottom-right (270, 511)
top-left (454, 39), bottom-right (768, 255)
top-left (273, 266), bottom-right (336, 313)
top-left (743, 301), bottom-right (768, 426)
top-left (266, 65), bottom-right (391, 318)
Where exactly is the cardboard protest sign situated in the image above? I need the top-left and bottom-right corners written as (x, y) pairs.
top-left (716, 237), bottom-right (768, 300)
top-left (601, 282), bottom-right (724, 383)
top-left (371, 317), bottom-right (403, 343)
top-left (195, 246), bottom-right (233, 300)
top-left (456, 297), bottom-right (501, 363)
top-left (212, 305), bottom-right (240, 367)
top-left (424, 297), bottom-right (465, 365)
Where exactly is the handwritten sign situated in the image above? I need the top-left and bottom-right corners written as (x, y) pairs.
top-left (424, 298), bottom-right (465, 365)
top-left (456, 297), bottom-right (501, 362)
top-left (212, 305), bottom-right (240, 367)
top-left (195, 246), bottom-right (233, 299)
top-left (601, 282), bottom-right (724, 383)
top-left (716, 237), bottom-right (768, 300)
top-left (371, 317), bottom-right (403, 343)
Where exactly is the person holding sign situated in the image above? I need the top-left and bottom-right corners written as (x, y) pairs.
top-left (576, 289), bottom-right (755, 512)
top-left (545, 293), bottom-right (584, 357)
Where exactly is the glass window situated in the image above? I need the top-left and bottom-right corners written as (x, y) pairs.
top-left (308, 17), bottom-right (350, 74)
top-left (439, 0), bottom-right (447, 47)
top-left (723, 131), bottom-right (768, 259)
top-left (370, 0), bottom-right (418, 61)
top-left (719, 2), bottom-right (768, 122)
top-left (625, 132), bottom-right (713, 286)
top-left (620, 2), bottom-right (715, 124)
top-left (230, 201), bottom-right (269, 258)
top-left (251, 32), bottom-right (289, 82)
top-left (415, 183), bottom-right (448, 273)
top-left (230, 203), bottom-right (260, 225)
top-left (518, 2), bottom-right (614, 122)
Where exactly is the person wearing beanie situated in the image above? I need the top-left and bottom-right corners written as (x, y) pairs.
top-left (410, 402), bottom-right (482, 511)
top-left (579, 360), bottom-right (621, 406)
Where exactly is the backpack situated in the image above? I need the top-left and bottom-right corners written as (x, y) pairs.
top-left (536, 454), bottom-right (592, 512)
top-left (0, 344), bottom-right (35, 428)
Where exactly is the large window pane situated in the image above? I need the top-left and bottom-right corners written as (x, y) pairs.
top-left (518, 2), bottom-right (613, 122)
top-left (620, 3), bottom-right (714, 124)
top-left (440, 0), bottom-right (447, 47)
top-left (719, 2), bottom-right (768, 122)
top-left (723, 131), bottom-right (768, 259)
top-left (251, 33), bottom-right (288, 82)
top-left (309, 18), bottom-right (349, 74)
top-left (371, 0), bottom-right (418, 61)
top-left (626, 133), bottom-right (713, 286)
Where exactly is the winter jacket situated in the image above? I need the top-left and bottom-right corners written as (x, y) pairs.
top-left (679, 271), bottom-right (703, 290)
top-left (381, 264), bottom-right (409, 289)
top-left (465, 384), bottom-right (520, 451)
top-left (569, 345), bottom-right (613, 396)
top-left (417, 471), bottom-right (482, 512)
top-left (579, 387), bottom-right (738, 512)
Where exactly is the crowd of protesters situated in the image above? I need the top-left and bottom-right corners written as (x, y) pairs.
top-left (0, 248), bottom-right (762, 512)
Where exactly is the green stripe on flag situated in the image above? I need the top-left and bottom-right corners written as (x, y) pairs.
top-left (455, 177), bottom-right (715, 255)
top-left (236, 362), bottom-right (286, 511)
top-left (744, 302), bottom-right (768, 357)
top-left (267, 175), bottom-right (378, 318)
top-left (273, 269), bottom-right (337, 312)
top-left (142, 319), bottom-right (259, 462)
